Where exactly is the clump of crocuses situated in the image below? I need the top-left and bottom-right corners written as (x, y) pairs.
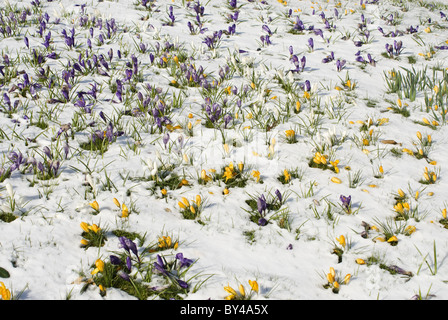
top-left (245, 190), bottom-right (286, 226)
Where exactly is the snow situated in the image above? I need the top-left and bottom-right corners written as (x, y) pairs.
top-left (1, 0), bottom-right (448, 300)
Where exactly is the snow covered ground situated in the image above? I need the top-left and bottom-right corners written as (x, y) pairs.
top-left (1, 0), bottom-right (448, 300)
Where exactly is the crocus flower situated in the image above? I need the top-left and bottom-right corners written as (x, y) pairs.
top-left (126, 256), bottom-right (132, 272)
top-left (118, 270), bottom-right (130, 281)
top-left (336, 59), bottom-right (346, 72)
top-left (177, 279), bottom-right (189, 289)
top-left (262, 24), bottom-right (272, 35)
top-left (308, 38), bottom-right (314, 50)
top-left (154, 255), bottom-right (168, 276)
top-left (257, 194), bottom-right (267, 215)
top-left (176, 253), bottom-right (194, 268)
top-left (340, 195), bottom-right (351, 213)
top-left (110, 255), bottom-right (121, 265)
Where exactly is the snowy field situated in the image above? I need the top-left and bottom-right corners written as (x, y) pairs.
top-left (1, 0), bottom-right (448, 301)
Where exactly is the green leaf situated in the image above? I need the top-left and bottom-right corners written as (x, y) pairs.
top-left (0, 267), bottom-right (10, 278)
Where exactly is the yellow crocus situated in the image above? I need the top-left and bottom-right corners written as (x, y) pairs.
top-left (283, 169), bottom-right (291, 182)
top-left (80, 222), bottom-right (90, 233)
top-left (195, 195), bottom-right (202, 207)
top-left (89, 200), bottom-right (99, 211)
top-left (355, 258), bottom-right (366, 265)
top-left (387, 235), bottom-right (398, 243)
top-left (405, 225), bottom-right (416, 235)
top-left (96, 259), bottom-right (105, 272)
top-left (336, 235), bottom-right (346, 248)
top-left (252, 170), bottom-right (260, 183)
top-left (224, 285), bottom-right (237, 296)
top-left (248, 280), bottom-right (259, 293)
top-left (113, 198), bottom-right (121, 208)
top-left (238, 284), bottom-right (245, 296)
top-left (121, 204), bottom-right (129, 218)
top-left (442, 208), bottom-right (447, 219)
top-left (285, 129), bottom-right (295, 138)
top-left (343, 274), bottom-right (351, 285)
top-left (0, 282), bottom-right (11, 300)
top-left (182, 197), bottom-right (190, 207)
top-left (416, 131), bottom-right (422, 140)
top-left (327, 272), bottom-right (335, 284)
top-left (223, 169), bottom-right (234, 182)
top-left (91, 259), bottom-right (104, 275)
top-left (331, 177), bottom-right (342, 184)
top-left (89, 224), bottom-right (100, 233)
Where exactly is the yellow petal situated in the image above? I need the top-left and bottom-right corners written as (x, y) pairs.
top-left (336, 235), bottom-right (346, 247)
top-left (331, 177), bottom-right (342, 184)
top-left (238, 284), bottom-right (245, 296)
top-left (195, 195), bottom-right (202, 207)
top-left (387, 235), bottom-right (398, 243)
top-left (80, 222), bottom-right (90, 233)
top-left (95, 259), bottom-right (105, 272)
top-left (355, 258), bottom-right (366, 265)
top-left (248, 280), bottom-right (259, 293)
top-left (89, 201), bottom-right (99, 211)
top-left (224, 285), bottom-right (237, 295)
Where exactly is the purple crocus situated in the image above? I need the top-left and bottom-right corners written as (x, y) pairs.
top-left (336, 59), bottom-right (346, 72)
top-left (275, 189), bottom-right (282, 204)
top-left (118, 270), bottom-right (130, 281)
top-left (340, 195), bottom-right (351, 214)
top-left (163, 132), bottom-right (170, 148)
top-left (308, 37), bottom-right (314, 50)
top-left (175, 253), bottom-right (193, 268)
top-left (262, 24), bottom-right (272, 36)
top-left (126, 256), bottom-right (132, 272)
top-left (110, 255), bottom-right (121, 265)
top-left (257, 194), bottom-right (267, 215)
top-left (154, 255), bottom-right (169, 276)
top-left (177, 279), bottom-right (189, 289)
top-left (322, 51), bottom-right (334, 63)
top-left (224, 113), bottom-right (232, 128)
top-left (118, 236), bottom-right (139, 258)
top-left (61, 85), bottom-right (70, 102)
